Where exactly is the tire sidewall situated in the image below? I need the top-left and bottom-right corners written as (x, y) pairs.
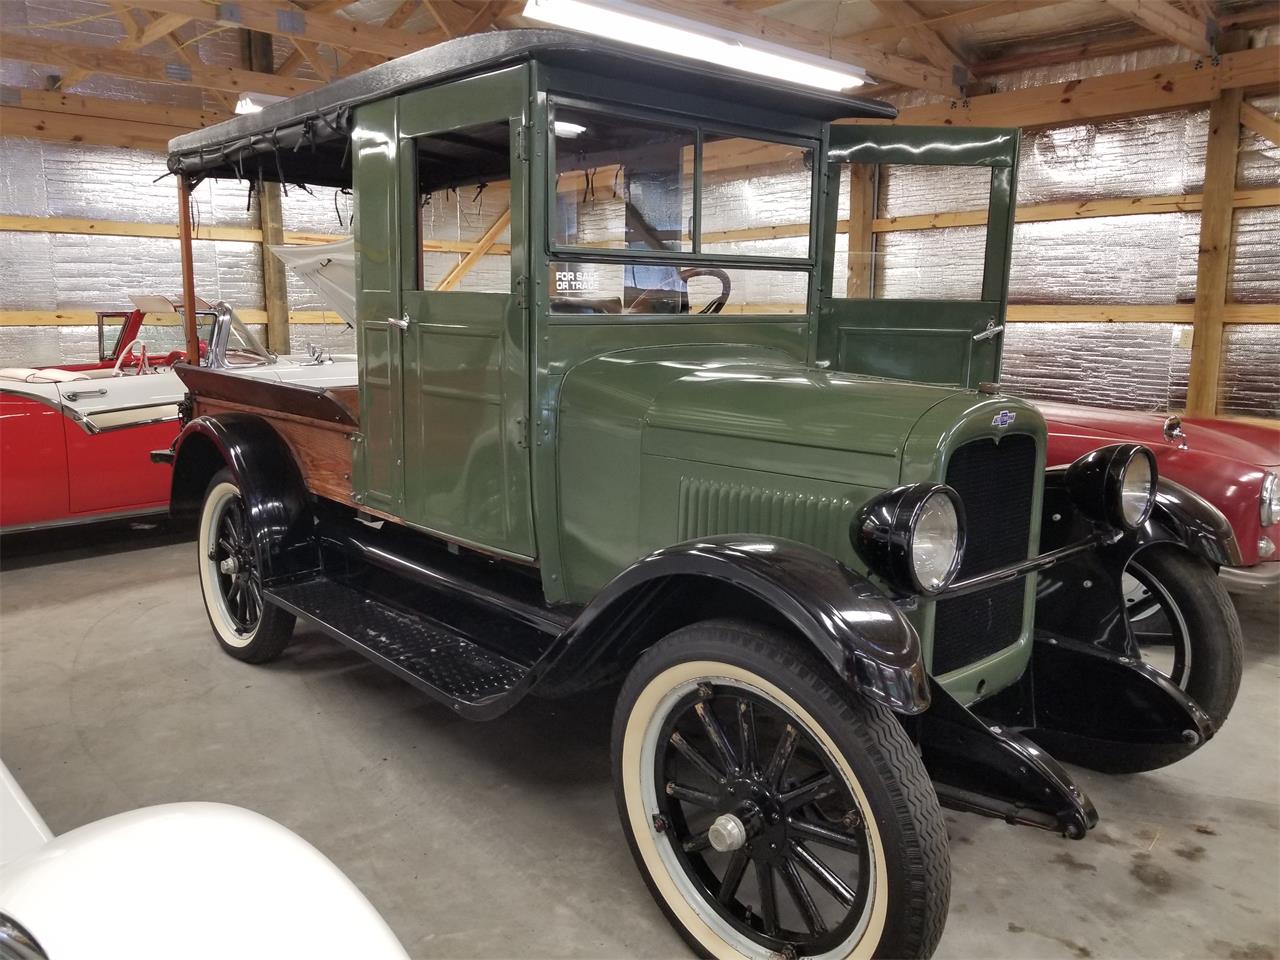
top-left (613, 623), bottom-right (942, 960)
top-left (198, 470), bottom-right (262, 654)
top-left (1127, 545), bottom-right (1243, 727)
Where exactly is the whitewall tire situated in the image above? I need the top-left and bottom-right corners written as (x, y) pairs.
top-left (612, 620), bottom-right (950, 959)
top-left (197, 468), bottom-right (295, 663)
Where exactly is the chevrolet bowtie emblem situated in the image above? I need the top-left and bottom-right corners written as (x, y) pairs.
top-left (992, 410), bottom-right (1016, 428)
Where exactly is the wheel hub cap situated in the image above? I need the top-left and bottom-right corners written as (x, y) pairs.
top-left (708, 813), bottom-right (747, 852)
top-left (219, 557), bottom-right (240, 576)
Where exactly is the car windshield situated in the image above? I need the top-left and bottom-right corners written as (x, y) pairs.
top-left (214, 310), bottom-right (274, 367)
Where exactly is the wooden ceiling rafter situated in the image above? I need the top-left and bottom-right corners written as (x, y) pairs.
top-left (843, 1), bottom-right (1071, 48)
top-left (868, 0), bottom-right (973, 86)
top-left (1100, 0), bottom-right (1217, 56)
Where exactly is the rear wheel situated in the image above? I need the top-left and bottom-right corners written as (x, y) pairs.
top-left (613, 620), bottom-right (949, 959)
top-left (197, 468), bottom-right (295, 663)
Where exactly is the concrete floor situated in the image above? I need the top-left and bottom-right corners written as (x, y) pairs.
top-left (1, 521), bottom-right (1277, 960)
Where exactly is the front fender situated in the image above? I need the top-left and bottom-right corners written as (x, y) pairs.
top-left (542, 536), bottom-right (930, 714)
top-left (1036, 473), bottom-right (1235, 655)
top-left (170, 413), bottom-right (316, 582)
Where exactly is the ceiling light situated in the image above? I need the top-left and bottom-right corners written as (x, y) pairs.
top-left (553, 120), bottom-right (587, 137)
top-left (522, 0), bottom-right (866, 92)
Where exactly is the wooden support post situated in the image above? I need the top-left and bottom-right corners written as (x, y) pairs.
top-left (259, 181), bottom-right (291, 354)
top-left (846, 165), bottom-right (876, 298)
top-left (243, 29), bottom-right (291, 355)
top-left (1186, 36), bottom-right (1247, 416)
top-left (177, 176), bottom-right (198, 362)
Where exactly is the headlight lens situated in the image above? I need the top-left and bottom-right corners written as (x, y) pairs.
top-left (1065, 443), bottom-right (1158, 531)
top-left (912, 493), bottom-right (962, 592)
top-left (1262, 472), bottom-right (1278, 528)
top-left (1120, 449), bottom-right (1155, 527)
top-left (852, 484), bottom-right (966, 596)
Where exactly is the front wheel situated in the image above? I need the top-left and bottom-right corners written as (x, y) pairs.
top-left (197, 468), bottom-right (295, 663)
top-left (1123, 545), bottom-right (1243, 729)
top-left (613, 620), bottom-right (949, 960)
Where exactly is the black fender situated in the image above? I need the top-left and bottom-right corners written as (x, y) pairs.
top-left (539, 536), bottom-right (930, 715)
top-left (1035, 473), bottom-right (1236, 656)
top-left (169, 413), bottom-right (317, 582)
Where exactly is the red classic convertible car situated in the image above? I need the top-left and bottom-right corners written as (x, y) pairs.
top-left (0, 297), bottom-right (355, 534)
top-left (1043, 402), bottom-right (1279, 594)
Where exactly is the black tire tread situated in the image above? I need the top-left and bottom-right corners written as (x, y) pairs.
top-left (614, 618), bottom-right (949, 959)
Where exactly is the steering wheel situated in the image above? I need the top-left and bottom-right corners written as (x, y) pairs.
top-left (113, 338), bottom-right (150, 376)
top-left (626, 267), bottom-right (732, 315)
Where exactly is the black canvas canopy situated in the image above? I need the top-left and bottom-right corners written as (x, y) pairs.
top-left (167, 28), bottom-right (896, 188)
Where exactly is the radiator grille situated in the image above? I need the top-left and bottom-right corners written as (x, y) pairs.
top-left (932, 434), bottom-right (1037, 675)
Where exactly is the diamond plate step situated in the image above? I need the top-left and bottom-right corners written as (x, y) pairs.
top-left (266, 575), bottom-right (534, 718)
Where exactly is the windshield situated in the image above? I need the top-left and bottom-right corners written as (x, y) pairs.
top-left (207, 305), bottom-right (274, 368)
top-left (549, 103), bottom-right (815, 317)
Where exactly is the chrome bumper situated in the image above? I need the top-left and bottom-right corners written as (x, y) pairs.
top-left (1220, 562), bottom-right (1280, 594)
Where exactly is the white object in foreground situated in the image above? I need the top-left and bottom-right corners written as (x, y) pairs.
top-left (0, 794), bottom-right (408, 960)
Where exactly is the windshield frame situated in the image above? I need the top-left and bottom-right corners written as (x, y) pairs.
top-left (544, 94), bottom-right (821, 272)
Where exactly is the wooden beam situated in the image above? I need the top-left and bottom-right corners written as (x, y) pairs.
top-left (178, 177), bottom-right (199, 361)
top-left (130, 0), bottom-right (439, 59)
top-left (632, 0), bottom-right (965, 96)
top-left (0, 309), bottom-right (347, 326)
top-left (844, 1), bottom-right (1067, 47)
top-left (1241, 101), bottom-right (1280, 148)
top-left (856, 45), bottom-right (1279, 129)
top-left (1100, 0), bottom-right (1216, 56)
top-left (846, 164), bottom-right (876, 298)
top-left (869, 0), bottom-right (971, 82)
top-left (291, 39), bottom-right (335, 80)
top-left (0, 33), bottom-right (320, 99)
top-left (1186, 53), bottom-right (1245, 415)
top-left (0, 87), bottom-right (229, 130)
top-left (0, 107), bottom-right (184, 153)
top-left (259, 183), bottom-right (291, 352)
top-left (435, 208), bottom-right (511, 291)
top-left (1006, 304), bottom-right (1278, 323)
top-left (870, 186), bottom-right (1280, 232)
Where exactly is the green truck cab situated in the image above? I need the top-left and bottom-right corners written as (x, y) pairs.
top-left (162, 31), bottom-right (1237, 959)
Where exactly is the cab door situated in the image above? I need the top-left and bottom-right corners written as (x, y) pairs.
top-left (818, 126), bottom-right (1019, 388)
top-left (352, 65), bottom-right (535, 559)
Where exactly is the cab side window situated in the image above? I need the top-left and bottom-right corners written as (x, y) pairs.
top-left (836, 163), bottom-right (992, 301)
top-left (416, 120), bottom-right (513, 294)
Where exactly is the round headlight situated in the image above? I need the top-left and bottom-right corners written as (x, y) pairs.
top-left (1065, 443), bottom-right (1158, 532)
top-left (1119, 448), bottom-right (1156, 527)
top-left (852, 484), bottom-right (966, 596)
top-left (1261, 472), bottom-right (1278, 528)
top-left (912, 492), bottom-right (962, 592)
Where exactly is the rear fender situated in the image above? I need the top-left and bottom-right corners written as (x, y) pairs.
top-left (540, 536), bottom-right (930, 715)
top-left (170, 413), bottom-right (316, 582)
top-left (1035, 474), bottom-right (1233, 656)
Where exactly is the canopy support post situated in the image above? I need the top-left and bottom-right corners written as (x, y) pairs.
top-left (178, 175), bottom-right (199, 362)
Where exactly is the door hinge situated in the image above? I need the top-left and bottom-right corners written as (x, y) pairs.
top-left (514, 123), bottom-right (531, 163)
top-left (514, 415), bottom-right (528, 450)
top-left (514, 275), bottom-right (528, 309)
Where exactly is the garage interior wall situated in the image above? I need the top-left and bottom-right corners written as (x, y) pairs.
top-left (0, 14), bottom-right (1276, 417)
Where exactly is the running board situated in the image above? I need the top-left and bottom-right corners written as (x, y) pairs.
top-left (265, 575), bottom-right (538, 720)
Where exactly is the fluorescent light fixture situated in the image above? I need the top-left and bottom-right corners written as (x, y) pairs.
top-left (235, 92), bottom-right (286, 115)
top-left (522, 0), bottom-right (866, 91)
top-left (553, 120), bottom-right (588, 137)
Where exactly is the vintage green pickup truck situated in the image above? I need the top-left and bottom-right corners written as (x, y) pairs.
top-left (159, 30), bottom-right (1240, 959)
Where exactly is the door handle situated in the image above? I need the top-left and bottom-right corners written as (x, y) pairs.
top-left (973, 321), bottom-right (1004, 343)
top-left (64, 388), bottom-right (107, 402)
top-left (388, 315), bottom-right (409, 331)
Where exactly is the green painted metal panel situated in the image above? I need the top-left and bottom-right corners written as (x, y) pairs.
top-left (352, 98), bottom-right (404, 512)
top-left (386, 65), bottom-right (536, 559)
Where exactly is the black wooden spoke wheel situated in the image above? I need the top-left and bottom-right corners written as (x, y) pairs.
top-left (655, 683), bottom-right (873, 954)
top-left (197, 468), bottom-right (295, 663)
top-left (613, 620), bottom-right (950, 960)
